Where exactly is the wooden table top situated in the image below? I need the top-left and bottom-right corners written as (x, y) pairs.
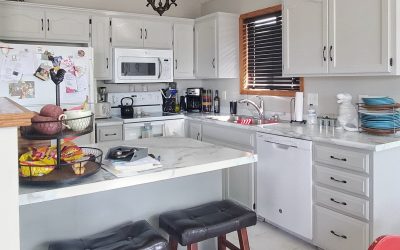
top-left (0, 98), bottom-right (34, 128)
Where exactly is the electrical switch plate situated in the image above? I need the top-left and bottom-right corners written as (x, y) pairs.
top-left (222, 90), bottom-right (227, 100)
top-left (307, 93), bottom-right (318, 106)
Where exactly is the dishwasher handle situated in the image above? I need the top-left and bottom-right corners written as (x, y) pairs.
top-left (264, 140), bottom-right (298, 149)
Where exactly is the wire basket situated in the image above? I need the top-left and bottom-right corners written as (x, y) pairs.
top-left (19, 147), bottom-right (103, 186)
top-left (20, 114), bottom-right (94, 140)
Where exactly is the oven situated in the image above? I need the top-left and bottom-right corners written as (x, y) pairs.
top-left (111, 48), bottom-right (173, 83)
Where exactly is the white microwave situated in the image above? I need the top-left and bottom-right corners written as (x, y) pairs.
top-left (111, 48), bottom-right (173, 83)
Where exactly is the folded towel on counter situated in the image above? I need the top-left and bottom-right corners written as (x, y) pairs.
top-left (163, 119), bottom-right (185, 137)
top-left (103, 156), bottom-right (162, 177)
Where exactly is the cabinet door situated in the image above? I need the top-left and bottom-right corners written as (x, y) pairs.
top-left (143, 20), bottom-right (173, 49)
top-left (0, 5), bottom-right (45, 40)
top-left (112, 18), bottom-right (144, 48)
top-left (45, 11), bottom-right (90, 42)
top-left (283, 0), bottom-right (329, 75)
top-left (188, 122), bottom-right (202, 141)
top-left (195, 18), bottom-right (217, 78)
top-left (174, 23), bottom-right (195, 79)
top-left (328, 0), bottom-right (391, 74)
top-left (92, 16), bottom-right (112, 80)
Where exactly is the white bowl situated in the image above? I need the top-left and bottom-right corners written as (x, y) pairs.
top-left (63, 110), bottom-right (92, 132)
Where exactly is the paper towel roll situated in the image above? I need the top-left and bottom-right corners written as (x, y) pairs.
top-left (295, 92), bottom-right (304, 122)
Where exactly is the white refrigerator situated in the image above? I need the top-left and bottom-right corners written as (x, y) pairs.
top-left (0, 43), bottom-right (95, 143)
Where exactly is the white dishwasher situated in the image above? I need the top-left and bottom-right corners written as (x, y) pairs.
top-left (256, 132), bottom-right (313, 240)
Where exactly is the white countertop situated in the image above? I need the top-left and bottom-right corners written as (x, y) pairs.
top-left (186, 113), bottom-right (400, 152)
top-left (19, 137), bottom-right (257, 206)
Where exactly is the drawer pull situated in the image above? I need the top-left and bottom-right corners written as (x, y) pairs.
top-left (105, 133), bottom-right (117, 136)
top-left (330, 198), bottom-right (347, 206)
top-left (330, 156), bottom-right (347, 162)
top-left (330, 177), bottom-right (347, 184)
top-left (330, 230), bottom-right (348, 239)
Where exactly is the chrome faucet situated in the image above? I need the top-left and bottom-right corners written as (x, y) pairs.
top-left (238, 96), bottom-right (264, 119)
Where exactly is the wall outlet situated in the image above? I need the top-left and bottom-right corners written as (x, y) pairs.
top-left (307, 93), bottom-right (319, 106)
top-left (222, 90), bottom-right (227, 100)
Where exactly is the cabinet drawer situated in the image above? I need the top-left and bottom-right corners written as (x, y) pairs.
top-left (315, 165), bottom-right (369, 197)
top-left (314, 144), bottom-right (369, 173)
top-left (315, 186), bottom-right (369, 220)
top-left (315, 205), bottom-right (369, 250)
top-left (98, 126), bottom-right (123, 142)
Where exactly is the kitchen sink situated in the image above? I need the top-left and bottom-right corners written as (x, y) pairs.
top-left (205, 115), bottom-right (279, 126)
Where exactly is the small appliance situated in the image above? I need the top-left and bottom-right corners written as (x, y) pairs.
top-left (110, 48), bottom-right (173, 83)
top-left (120, 97), bottom-right (134, 119)
top-left (186, 88), bottom-right (202, 113)
top-left (95, 102), bottom-right (112, 119)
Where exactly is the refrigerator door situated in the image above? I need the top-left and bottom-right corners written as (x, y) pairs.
top-left (0, 43), bottom-right (94, 108)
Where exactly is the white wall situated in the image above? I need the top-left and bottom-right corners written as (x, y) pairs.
top-left (25, 0), bottom-right (204, 18)
top-left (201, 0), bottom-right (400, 118)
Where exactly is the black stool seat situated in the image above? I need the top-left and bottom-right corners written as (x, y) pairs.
top-left (48, 220), bottom-right (168, 250)
top-left (159, 200), bottom-right (257, 246)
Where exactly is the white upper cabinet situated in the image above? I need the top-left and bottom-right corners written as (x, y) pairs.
top-left (143, 20), bottom-right (173, 49)
top-left (173, 22), bottom-right (195, 79)
top-left (195, 17), bottom-right (217, 78)
top-left (111, 17), bottom-right (144, 48)
top-left (0, 6), bottom-right (46, 40)
top-left (328, 0), bottom-right (390, 74)
top-left (283, 0), bottom-right (328, 75)
top-left (283, 0), bottom-right (393, 76)
top-left (45, 10), bottom-right (90, 42)
top-left (0, 4), bottom-right (90, 43)
top-left (195, 13), bottom-right (239, 79)
top-left (111, 17), bottom-right (173, 49)
top-left (92, 16), bottom-right (112, 80)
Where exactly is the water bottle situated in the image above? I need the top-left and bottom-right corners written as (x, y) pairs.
top-left (307, 104), bottom-right (317, 125)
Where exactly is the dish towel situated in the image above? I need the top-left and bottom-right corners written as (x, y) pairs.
top-left (163, 120), bottom-right (185, 137)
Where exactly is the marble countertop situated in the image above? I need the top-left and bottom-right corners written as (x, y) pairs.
top-left (19, 137), bottom-right (257, 206)
top-left (186, 113), bottom-right (400, 152)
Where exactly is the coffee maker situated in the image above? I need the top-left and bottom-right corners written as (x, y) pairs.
top-left (186, 88), bottom-right (202, 112)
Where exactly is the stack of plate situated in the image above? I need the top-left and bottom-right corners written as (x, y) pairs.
top-left (360, 97), bottom-right (399, 134)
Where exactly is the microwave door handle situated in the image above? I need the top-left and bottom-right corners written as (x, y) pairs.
top-left (158, 58), bottom-right (162, 79)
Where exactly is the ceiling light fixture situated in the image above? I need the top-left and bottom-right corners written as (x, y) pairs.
top-left (146, 0), bottom-right (177, 16)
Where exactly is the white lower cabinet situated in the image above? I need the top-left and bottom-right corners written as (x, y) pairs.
top-left (315, 205), bottom-right (369, 250)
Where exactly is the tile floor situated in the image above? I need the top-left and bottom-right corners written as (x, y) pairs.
top-left (226, 221), bottom-right (317, 250)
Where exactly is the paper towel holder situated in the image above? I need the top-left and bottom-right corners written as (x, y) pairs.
top-left (290, 98), bottom-right (307, 124)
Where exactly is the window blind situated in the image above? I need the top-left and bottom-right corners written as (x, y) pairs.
top-left (243, 11), bottom-right (300, 91)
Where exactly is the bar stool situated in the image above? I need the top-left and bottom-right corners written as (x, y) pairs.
top-left (369, 236), bottom-right (400, 250)
top-left (48, 220), bottom-right (168, 250)
top-left (159, 200), bottom-right (257, 250)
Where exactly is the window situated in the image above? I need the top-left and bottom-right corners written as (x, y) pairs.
top-left (240, 5), bottom-right (303, 97)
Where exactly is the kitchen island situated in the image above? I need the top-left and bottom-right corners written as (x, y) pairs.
top-left (19, 137), bottom-right (257, 250)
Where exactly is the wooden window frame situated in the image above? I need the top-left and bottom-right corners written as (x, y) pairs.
top-left (239, 4), bottom-right (304, 97)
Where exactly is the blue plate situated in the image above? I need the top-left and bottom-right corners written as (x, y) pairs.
top-left (362, 97), bottom-right (395, 106)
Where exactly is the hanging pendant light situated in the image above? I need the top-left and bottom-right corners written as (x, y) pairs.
top-left (146, 0), bottom-right (177, 16)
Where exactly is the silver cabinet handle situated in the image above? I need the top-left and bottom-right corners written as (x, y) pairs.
top-left (330, 155), bottom-right (347, 162)
top-left (330, 177), bottom-right (347, 184)
top-left (140, 28), bottom-right (143, 39)
top-left (41, 18), bottom-right (44, 31)
top-left (175, 59), bottom-right (178, 70)
top-left (329, 45), bottom-right (333, 61)
top-left (323, 46), bottom-right (327, 62)
top-left (106, 58), bottom-right (109, 69)
top-left (145, 28), bottom-right (148, 39)
top-left (212, 58), bottom-right (216, 69)
top-left (47, 19), bottom-right (50, 31)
